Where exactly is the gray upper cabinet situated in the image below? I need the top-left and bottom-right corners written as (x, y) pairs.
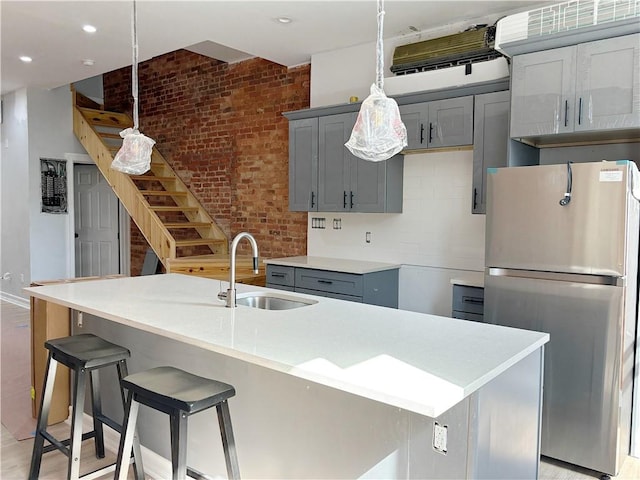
top-left (288, 118), bottom-right (318, 211)
top-left (289, 112), bottom-right (403, 213)
top-left (318, 113), bottom-right (354, 211)
top-left (399, 95), bottom-right (474, 150)
top-left (472, 90), bottom-right (510, 214)
top-left (574, 34), bottom-right (640, 132)
top-left (511, 33), bottom-right (640, 139)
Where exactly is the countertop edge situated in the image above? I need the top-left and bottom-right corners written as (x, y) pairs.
top-left (265, 256), bottom-right (401, 274)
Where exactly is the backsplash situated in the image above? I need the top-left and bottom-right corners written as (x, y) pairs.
top-left (307, 150), bottom-right (486, 316)
top-left (307, 150), bottom-right (486, 271)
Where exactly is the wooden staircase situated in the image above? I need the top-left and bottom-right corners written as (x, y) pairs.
top-left (71, 89), bottom-right (265, 285)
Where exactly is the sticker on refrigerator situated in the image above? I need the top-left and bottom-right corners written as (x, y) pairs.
top-left (599, 169), bottom-right (623, 182)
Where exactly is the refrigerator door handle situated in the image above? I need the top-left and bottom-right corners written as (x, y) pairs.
top-left (487, 268), bottom-right (624, 286)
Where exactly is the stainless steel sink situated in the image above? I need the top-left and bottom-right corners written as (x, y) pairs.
top-left (236, 292), bottom-right (317, 310)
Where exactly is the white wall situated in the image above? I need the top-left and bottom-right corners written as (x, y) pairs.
top-left (28, 86), bottom-right (85, 284)
top-left (307, 152), bottom-right (486, 316)
top-left (0, 86), bottom-right (85, 302)
top-left (0, 89), bottom-right (31, 303)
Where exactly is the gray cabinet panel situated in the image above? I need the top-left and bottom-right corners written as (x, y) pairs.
top-left (318, 113), bottom-right (354, 212)
top-left (289, 118), bottom-right (318, 211)
top-left (428, 96), bottom-right (474, 148)
top-left (510, 46), bottom-right (576, 138)
top-left (472, 90), bottom-right (510, 214)
top-left (399, 103), bottom-right (428, 150)
top-left (266, 265), bottom-right (295, 287)
top-left (574, 34), bottom-right (640, 131)
top-left (400, 96), bottom-right (474, 151)
top-left (452, 285), bottom-right (484, 322)
top-left (318, 112), bottom-right (404, 213)
top-left (295, 268), bottom-right (363, 297)
top-left (510, 33), bottom-right (640, 140)
top-left (267, 264), bottom-right (399, 308)
top-left (295, 287), bottom-right (362, 303)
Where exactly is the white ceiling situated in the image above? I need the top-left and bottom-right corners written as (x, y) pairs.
top-left (1, 0), bottom-right (553, 96)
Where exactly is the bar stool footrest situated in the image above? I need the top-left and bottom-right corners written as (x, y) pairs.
top-left (187, 465), bottom-right (216, 480)
top-left (41, 430), bottom-right (98, 455)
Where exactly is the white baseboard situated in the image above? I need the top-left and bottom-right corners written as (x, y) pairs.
top-left (70, 410), bottom-right (173, 480)
top-left (0, 291), bottom-right (30, 309)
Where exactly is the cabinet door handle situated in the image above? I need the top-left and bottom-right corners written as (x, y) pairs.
top-left (462, 296), bottom-right (483, 305)
top-left (343, 191), bottom-right (347, 209)
top-left (271, 273), bottom-right (286, 278)
top-left (350, 191), bottom-right (354, 209)
top-left (310, 191), bottom-right (315, 209)
top-left (429, 122), bottom-right (434, 143)
top-left (564, 100), bottom-right (569, 127)
top-left (318, 279), bottom-right (333, 285)
top-left (578, 98), bottom-right (583, 125)
top-left (420, 124), bottom-right (425, 144)
top-left (473, 188), bottom-right (478, 210)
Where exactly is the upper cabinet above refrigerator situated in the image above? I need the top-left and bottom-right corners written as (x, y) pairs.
top-left (510, 33), bottom-right (640, 146)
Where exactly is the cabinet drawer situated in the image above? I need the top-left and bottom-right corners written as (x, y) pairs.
top-left (266, 265), bottom-right (295, 287)
top-left (295, 268), bottom-right (363, 297)
top-left (452, 310), bottom-right (485, 323)
top-left (452, 285), bottom-right (484, 315)
top-left (295, 287), bottom-right (362, 303)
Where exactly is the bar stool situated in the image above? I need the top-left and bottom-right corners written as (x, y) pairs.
top-left (115, 366), bottom-right (240, 480)
top-left (29, 334), bottom-right (144, 480)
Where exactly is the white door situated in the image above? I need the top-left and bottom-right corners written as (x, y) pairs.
top-left (74, 164), bottom-right (120, 277)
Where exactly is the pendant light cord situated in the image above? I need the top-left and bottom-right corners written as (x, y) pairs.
top-left (376, 0), bottom-right (385, 90)
top-left (131, 0), bottom-right (139, 130)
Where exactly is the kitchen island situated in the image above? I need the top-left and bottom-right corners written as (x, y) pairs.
top-left (26, 274), bottom-right (548, 479)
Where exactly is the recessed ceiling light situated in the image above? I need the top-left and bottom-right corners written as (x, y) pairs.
top-left (82, 59), bottom-right (95, 66)
top-left (276, 16), bottom-right (293, 24)
top-left (19, 56), bottom-right (32, 63)
top-left (83, 24), bottom-right (97, 33)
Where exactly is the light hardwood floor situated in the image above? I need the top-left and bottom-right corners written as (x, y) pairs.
top-left (2, 300), bottom-right (640, 479)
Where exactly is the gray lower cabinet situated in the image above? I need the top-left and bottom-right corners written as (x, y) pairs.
top-left (472, 90), bottom-right (510, 214)
top-left (266, 264), bottom-right (399, 308)
top-left (400, 96), bottom-right (474, 150)
top-left (452, 285), bottom-right (484, 322)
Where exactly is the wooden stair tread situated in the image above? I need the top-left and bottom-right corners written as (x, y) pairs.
top-left (98, 132), bottom-right (123, 139)
top-left (131, 175), bottom-right (176, 181)
top-left (150, 206), bottom-right (199, 212)
top-left (140, 190), bottom-right (187, 196)
top-left (79, 107), bottom-right (132, 128)
top-left (175, 239), bottom-right (226, 247)
top-left (163, 222), bottom-right (211, 228)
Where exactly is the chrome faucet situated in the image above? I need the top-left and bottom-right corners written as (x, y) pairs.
top-left (218, 232), bottom-right (259, 308)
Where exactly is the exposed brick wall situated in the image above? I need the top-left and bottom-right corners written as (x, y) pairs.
top-left (103, 50), bottom-right (310, 275)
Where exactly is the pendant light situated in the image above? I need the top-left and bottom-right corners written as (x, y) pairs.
top-left (111, 0), bottom-right (156, 175)
top-left (345, 0), bottom-right (407, 162)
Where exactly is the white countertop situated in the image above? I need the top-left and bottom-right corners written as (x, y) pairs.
top-left (264, 256), bottom-right (401, 274)
top-left (450, 271), bottom-right (485, 288)
top-left (25, 274), bottom-right (547, 418)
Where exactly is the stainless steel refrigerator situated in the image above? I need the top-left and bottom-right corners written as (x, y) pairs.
top-left (484, 160), bottom-right (640, 476)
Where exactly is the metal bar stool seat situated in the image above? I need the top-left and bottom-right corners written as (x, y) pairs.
top-left (29, 334), bottom-right (144, 480)
top-left (115, 366), bottom-right (240, 480)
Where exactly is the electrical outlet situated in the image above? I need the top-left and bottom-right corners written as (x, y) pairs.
top-left (76, 311), bottom-right (84, 328)
top-left (333, 218), bottom-right (342, 230)
top-left (365, 232), bottom-right (371, 244)
top-left (433, 422), bottom-right (448, 454)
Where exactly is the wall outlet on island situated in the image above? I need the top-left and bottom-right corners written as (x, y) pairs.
top-left (433, 422), bottom-right (448, 454)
